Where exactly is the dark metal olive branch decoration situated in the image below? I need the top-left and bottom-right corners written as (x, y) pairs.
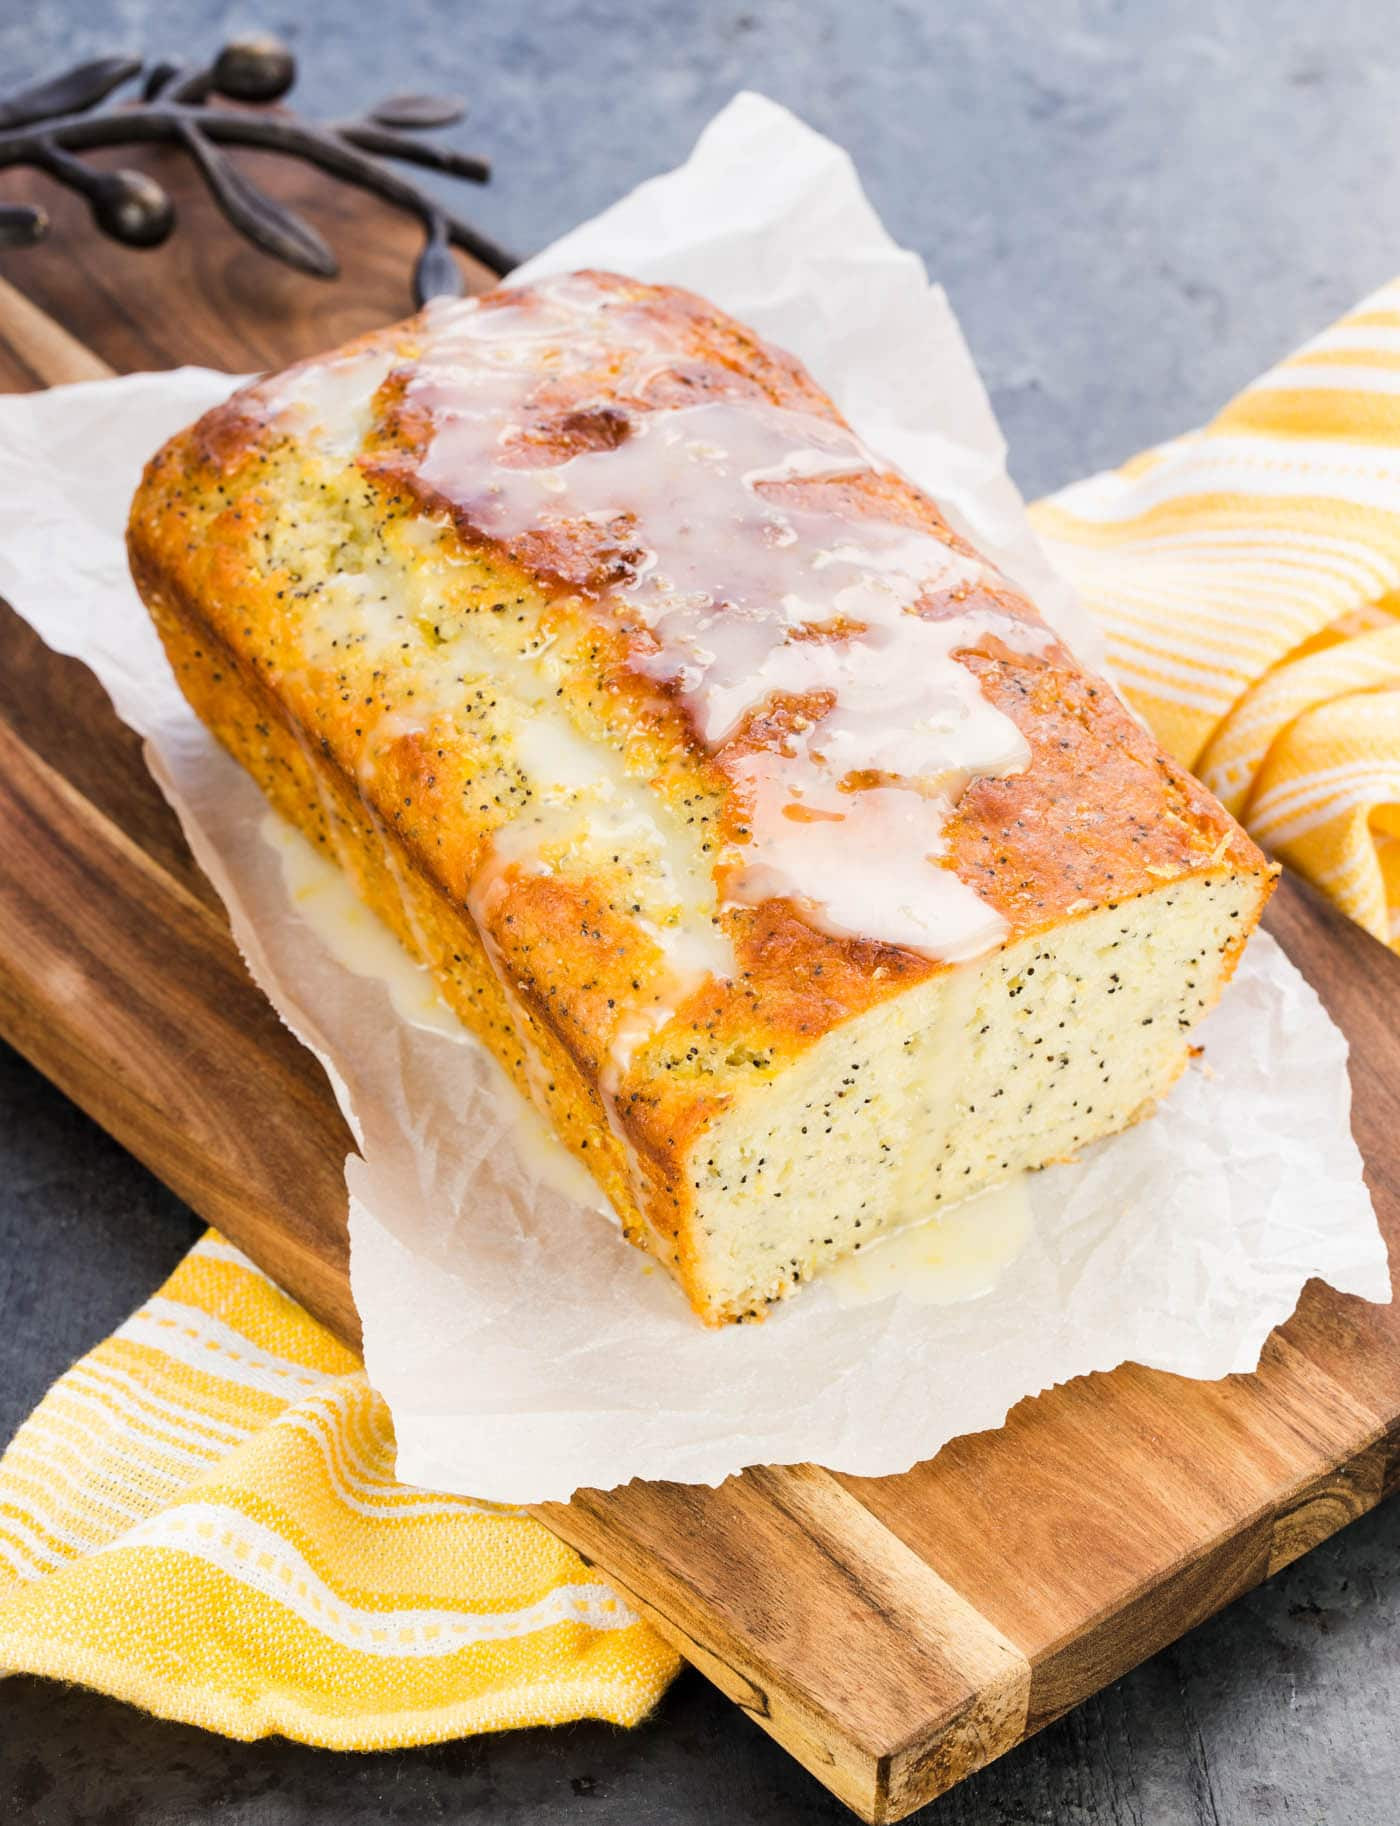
top-left (0, 34), bottom-right (516, 303)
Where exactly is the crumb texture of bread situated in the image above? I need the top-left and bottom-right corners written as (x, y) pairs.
top-left (127, 270), bottom-right (1275, 1324)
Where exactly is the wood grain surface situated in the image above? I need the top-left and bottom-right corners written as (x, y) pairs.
top-left (1, 150), bottom-right (1397, 1824)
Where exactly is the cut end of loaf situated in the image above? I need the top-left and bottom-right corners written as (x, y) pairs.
top-left (681, 867), bottom-right (1272, 1323)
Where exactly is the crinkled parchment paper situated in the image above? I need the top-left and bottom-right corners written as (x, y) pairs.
top-left (0, 93), bottom-right (1386, 1502)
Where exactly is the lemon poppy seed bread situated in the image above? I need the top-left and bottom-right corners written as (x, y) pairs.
top-left (128, 271), bottom-right (1275, 1324)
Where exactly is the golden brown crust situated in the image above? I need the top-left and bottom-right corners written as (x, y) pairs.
top-left (127, 272), bottom-right (1276, 1302)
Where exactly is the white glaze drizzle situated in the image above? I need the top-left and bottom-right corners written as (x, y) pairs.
top-left (261, 346), bottom-right (398, 456)
top-left (403, 274), bottom-right (1049, 964)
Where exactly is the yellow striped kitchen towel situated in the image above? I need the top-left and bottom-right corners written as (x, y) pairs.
top-left (1034, 275), bottom-right (1400, 950)
top-left (0, 1231), bottom-right (680, 1745)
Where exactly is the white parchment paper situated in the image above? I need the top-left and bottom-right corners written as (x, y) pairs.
top-left (0, 92), bottom-right (1386, 1503)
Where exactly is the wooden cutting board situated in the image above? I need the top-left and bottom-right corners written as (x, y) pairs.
top-left (2, 150), bottom-right (1398, 1825)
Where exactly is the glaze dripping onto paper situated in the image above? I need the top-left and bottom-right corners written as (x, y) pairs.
top-left (822, 1176), bottom-right (1033, 1307)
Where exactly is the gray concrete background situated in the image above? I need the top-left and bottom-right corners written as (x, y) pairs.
top-left (2, 1), bottom-right (1399, 1820)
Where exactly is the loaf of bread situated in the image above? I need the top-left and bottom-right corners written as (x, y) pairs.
top-left (128, 271), bottom-right (1275, 1324)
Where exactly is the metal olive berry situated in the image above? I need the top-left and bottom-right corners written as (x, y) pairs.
top-left (210, 33), bottom-right (296, 104)
top-left (91, 170), bottom-right (175, 247)
top-left (0, 201), bottom-right (47, 246)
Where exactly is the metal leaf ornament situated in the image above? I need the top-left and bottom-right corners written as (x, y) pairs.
top-left (0, 33), bottom-right (514, 301)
